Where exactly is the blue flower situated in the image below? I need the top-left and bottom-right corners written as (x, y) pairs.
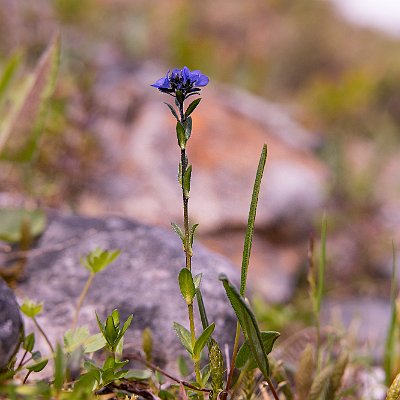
top-left (151, 66), bottom-right (209, 99)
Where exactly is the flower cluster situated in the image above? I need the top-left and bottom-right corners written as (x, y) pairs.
top-left (151, 66), bottom-right (209, 100)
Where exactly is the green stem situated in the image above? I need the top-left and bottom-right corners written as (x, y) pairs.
top-left (225, 323), bottom-right (241, 391)
top-left (178, 101), bottom-right (201, 390)
top-left (33, 316), bottom-right (54, 354)
top-left (72, 272), bottom-right (94, 330)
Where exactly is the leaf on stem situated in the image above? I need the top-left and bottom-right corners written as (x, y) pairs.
top-left (171, 222), bottom-right (185, 244)
top-left (193, 273), bottom-right (202, 290)
top-left (80, 248), bottom-right (121, 274)
top-left (20, 299), bottom-right (43, 319)
top-left (26, 359), bottom-right (48, 372)
top-left (164, 102), bottom-right (179, 121)
top-left (178, 268), bottom-right (196, 305)
top-left (220, 274), bottom-right (270, 378)
top-left (190, 223), bottom-right (199, 247)
top-left (183, 164), bottom-right (192, 198)
top-left (23, 333), bottom-right (35, 353)
top-left (176, 121), bottom-right (186, 150)
top-left (184, 116), bottom-right (192, 140)
top-left (193, 323), bottom-right (215, 361)
top-left (185, 98), bottom-right (201, 118)
top-left (235, 331), bottom-right (280, 369)
top-left (173, 322), bottom-right (193, 355)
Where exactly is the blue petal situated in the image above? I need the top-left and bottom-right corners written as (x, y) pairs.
top-left (192, 71), bottom-right (209, 87)
top-left (151, 73), bottom-right (170, 89)
top-left (181, 66), bottom-right (191, 83)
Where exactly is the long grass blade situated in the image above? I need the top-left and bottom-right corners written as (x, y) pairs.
top-left (240, 144), bottom-right (267, 296)
top-left (384, 242), bottom-right (398, 386)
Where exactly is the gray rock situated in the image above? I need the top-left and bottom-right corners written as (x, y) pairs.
top-left (0, 278), bottom-right (23, 369)
top-left (18, 214), bottom-right (239, 370)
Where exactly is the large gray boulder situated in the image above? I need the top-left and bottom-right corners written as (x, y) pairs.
top-left (0, 278), bottom-right (23, 370)
top-left (18, 214), bottom-right (239, 370)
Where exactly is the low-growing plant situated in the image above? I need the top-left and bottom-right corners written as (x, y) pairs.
top-left (1, 63), bottom-right (400, 400)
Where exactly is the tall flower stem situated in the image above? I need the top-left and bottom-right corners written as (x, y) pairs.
top-left (178, 101), bottom-right (201, 387)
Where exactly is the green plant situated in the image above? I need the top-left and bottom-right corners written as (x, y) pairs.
top-left (152, 67), bottom-right (280, 399)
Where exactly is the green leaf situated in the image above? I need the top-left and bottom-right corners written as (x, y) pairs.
top-left (64, 326), bottom-right (90, 352)
top-left (23, 333), bottom-right (35, 353)
top-left (105, 315), bottom-right (118, 345)
top-left (185, 98), bottom-right (201, 118)
top-left (220, 274), bottom-right (270, 378)
top-left (193, 273), bottom-right (202, 290)
top-left (190, 223), bottom-right (199, 247)
top-left (196, 288), bottom-right (210, 335)
top-left (177, 355), bottom-right (190, 377)
top-left (171, 222), bottom-right (184, 244)
top-left (0, 34), bottom-right (60, 161)
top-left (73, 370), bottom-right (100, 395)
top-left (176, 121), bottom-right (186, 150)
top-left (83, 333), bottom-right (106, 353)
top-left (385, 242), bottom-right (398, 386)
top-left (173, 322), bottom-right (193, 355)
top-left (178, 268), bottom-right (196, 305)
top-left (183, 164), bottom-right (192, 198)
top-left (81, 248), bottom-right (121, 274)
top-left (117, 314), bottom-right (133, 342)
top-left (159, 389), bottom-right (176, 400)
top-left (0, 50), bottom-right (22, 102)
top-left (124, 369), bottom-right (152, 380)
top-left (95, 312), bottom-right (107, 338)
top-left (317, 215), bottom-right (327, 314)
top-left (26, 359), bottom-right (48, 372)
top-left (184, 116), bottom-right (192, 140)
top-left (178, 161), bottom-right (183, 187)
top-left (240, 144), bottom-right (267, 296)
top-left (111, 309), bottom-right (120, 327)
top-left (193, 323), bottom-right (215, 361)
top-left (164, 102), bottom-right (179, 121)
top-left (235, 331), bottom-right (280, 369)
top-left (20, 299), bottom-right (43, 319)
top-left (142, 327), bottom-right (153, 362)
top-left (53, 344), bottom-right (65, 392)
top-left (0, 208), bottom-right (46, 243)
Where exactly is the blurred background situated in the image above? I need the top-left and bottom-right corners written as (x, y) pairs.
top-left (1, 0), bottom-right (400, 356)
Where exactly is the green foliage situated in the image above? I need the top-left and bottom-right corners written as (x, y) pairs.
top-left (178, 268), bottom-right (196, 305)
top-left (20, 299), bottom-right (43, 319)
top-left (0, 34), bottom-right (60, 162)
top-left (185, 98), bottom-right (201, 118)
top-left (96, 309), bottom-right (133, 353)
top-left (0, 208), bottom-right (46, 243)
top-left (235, 331), bottom-right (280, 370)
top-left (176, 120), bottom-right (186, 149)
top-left (142, 327), bottom-right (153, 362)
top-left (220, 275), bottom-right (272, 379)
top-left (173, 322), bottom-right (193, 355)
top-left (240, 144), bottom-right (267, 296)
top-left (193, 323), bottom-right (215, 362)
top-left (384, 244), bottom-right (398, 386)
top-left (80, 247), bottom-right (121, 274)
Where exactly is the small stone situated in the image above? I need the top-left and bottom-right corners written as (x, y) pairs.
top-left (0, 278), bottom-right (23, 369)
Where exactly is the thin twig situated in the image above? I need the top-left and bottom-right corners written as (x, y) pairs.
top-left (127, 352), bottom-right (212, 394)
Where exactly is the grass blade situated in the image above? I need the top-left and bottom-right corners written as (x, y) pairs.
top-left (384, 242), bottom-right (398, 386)
top-left (240, 144), bottom-right (267, 296)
